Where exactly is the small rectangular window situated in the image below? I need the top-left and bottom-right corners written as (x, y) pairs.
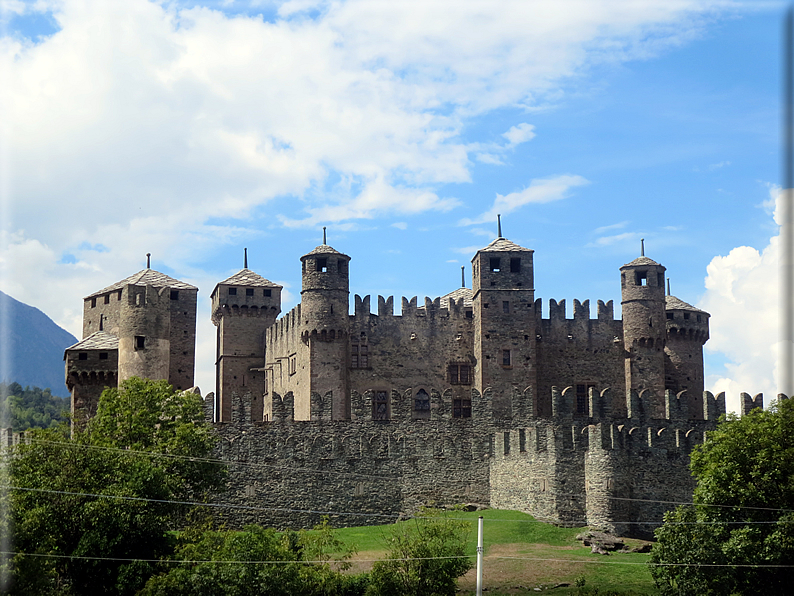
top-left (502, 301), bottom-right (510, 313)
top-left (351, 344), bottom-right (359, 368)
top-left (696, 314), bottom-right (701, 323)
top-left (448, 364), bottom-right (472, 385)
top-left (228, 287), bottom-right (237, 296)
top-left (289, 356), bottom-right (297, 375)
top-left (170, 290), bottom-right (179, 300)
top-left (510, 258), bottom-right (521, 273)
top-left (489, 257), bottom-right (501, 272)
top-left (78, 352), bottom-right (88, 360)
top-left (683, 312), bottom-right (690, 320)
top-left (264, 289), bottom-right (272, 297)
top-left (519, 428), bottom-right (526, 452)
top-left (117, 290), bottom-right (122, 301)
top-left (453, 398), bottom-right (472, 418)
top-left (360, 345), bottom-right (368, 368)
top-left (373, 390), bottom-right (389, 420)
top-left (316, 258), bottom-right (328, 272)
top-left (502, 350), bottom-right (511, 367)
top-left (104, 294), bottom-right (110, 304)
top-left (658, 272), bottom-right (664, 287)
top-left (338, 260), bottom-right (347, 274)
top-left (99, 352), bottom-right (108, 360)
top-left (666, 312), bottom-right (674, 320)
top-left (635, 271), bottom-right (647, 286)
top-left (246, 288), bottom-right (254, 296)
top-left (503, 431), bottom-right (510, 455)
top-left (90, 298), bottom-right (96, 308)
top-left (135, 336), bottom-right (145, 350)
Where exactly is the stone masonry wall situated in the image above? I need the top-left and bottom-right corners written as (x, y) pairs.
top-left (209, 388), bottom-right (493, 530)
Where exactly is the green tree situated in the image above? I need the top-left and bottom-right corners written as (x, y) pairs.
top-left (6, 378), bottom-right (225, 596)
top-left (649, 396), bottom-right (794, 595)
top-left (366, 508), bottom-right (473, 596)
top-left (0, 382), bottom-right (70, 430)
top-left (139, 517), bottom-right (367, 596)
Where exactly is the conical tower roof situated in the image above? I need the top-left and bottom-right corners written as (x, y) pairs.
top-left (477, 237), bottom-right (533, 253)
top-left (665, 295), bottom-right (708, 314)
top-left (86, 269), bottom-right (197, 299)
top-left (621, 256), bottom-right (661, 268)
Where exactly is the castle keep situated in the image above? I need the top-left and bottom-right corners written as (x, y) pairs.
top-left (65, 235), bottom-right (737, 537)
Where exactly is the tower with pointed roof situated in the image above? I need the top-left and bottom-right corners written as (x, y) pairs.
top-left (620, 254), bottom-right (667, 415)
top-left (297, 242), bottom-right (352, 420)
top-left (211, 267), bottom-right (282, 422)
top-left (664, 293), bottom-right (710, 415)
top-left (65, 266), bottom-right (198, 423)
top-left (471, 234), bottom-right (537, 417)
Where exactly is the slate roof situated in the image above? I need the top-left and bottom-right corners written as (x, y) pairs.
top-left (478, 237), bottom-right (533, 253)
top-left (217, 269), bottom-right (281, 288)
top-left (665, 295), bottom-right (708, 314)
top-left (622, 256), bottom-right (661, 268)
top-left (302, 244), bottom-right (348, 257)
top-left (439, 287), bottom-right (473, 308)
top-left (65, 331), bottom-right (119, 354)
top-left (86, 269), bottom-right (197, 299)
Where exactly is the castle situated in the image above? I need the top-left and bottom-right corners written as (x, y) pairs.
top-left (64, 233), bottom-right (752, 537)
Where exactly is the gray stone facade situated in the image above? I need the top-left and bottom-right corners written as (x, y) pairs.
top-left (65, 235), bottom-right (732, 537)
top-left (65, 268), bottom-right (198, 424)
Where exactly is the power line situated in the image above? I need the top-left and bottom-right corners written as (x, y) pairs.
top-left (17, 438), bottom-right (794, 516)
top-left (6, 486), bottom-right (790, 528)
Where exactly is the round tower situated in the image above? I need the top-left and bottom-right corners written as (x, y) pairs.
top-left (620, 254), bottom-right (667, 414)
top-left (664, 293), bottom-right (710, 418)
top-left (117, 284), bottom-right (172, 383)
top-left (299, 242), bottom-right (351, 419)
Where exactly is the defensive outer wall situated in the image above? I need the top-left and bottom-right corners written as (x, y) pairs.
top-left (201, 386), bottom-right (763, 539)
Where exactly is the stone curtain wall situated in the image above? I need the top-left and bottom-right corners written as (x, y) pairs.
top-left (490, 387), bottom-right (726, 539)
top-left (209, 389), bottom-right (493, 530)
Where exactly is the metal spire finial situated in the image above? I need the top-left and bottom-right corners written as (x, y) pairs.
top-left (461, 266), bottom-right (465, 288)
top-left (244, 247), bottom-right (248, 269)
top-left (641, 238), bottom-right (645, 257)
top-left (667, 278), bottom-right (671, 296)
top-left (497, 214), bottom-right (502, 238)
top-left (146, 253), bottom-right (151, 269)
top-left (323, 226), bottom-right (327, 245)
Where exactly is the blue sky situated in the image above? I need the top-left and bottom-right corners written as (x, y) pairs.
top-left (0, 0), bottom-right (785, 410)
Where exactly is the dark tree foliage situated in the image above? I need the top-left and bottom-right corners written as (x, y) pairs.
top-left (649, 397), bottom-right (794, 595)
top-left (6, 378), bottom-right (226, 596)
top-left (365, 508), bottom-right (473, 596)
top-left (139, 517), bottom-right (367, 596)
top-left (0, 382), bottom-right (70, 430)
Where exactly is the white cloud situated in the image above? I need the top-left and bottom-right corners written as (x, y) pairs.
top-left (502, 123), bottom-right (536, 148)
top-left (586, 231), bottom-right (639, 247)
top-left (459, 174), bottom-right (589, 226)
top-left (700, 185), bottom-right (782, 413)
top-left (594, 221), bottom-right (630, 234)
top-left (391, 222), bottom-right (407, 230)
top-left (0, 0), bottom-right (747, 392)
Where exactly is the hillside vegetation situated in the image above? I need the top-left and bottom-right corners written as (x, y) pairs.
top-left (0, 382), bottom-right (70, 430)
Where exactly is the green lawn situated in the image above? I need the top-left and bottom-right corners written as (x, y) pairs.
top-left (328, 509), bottom-right (659, 595)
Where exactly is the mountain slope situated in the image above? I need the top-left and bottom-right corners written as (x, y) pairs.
top-left (1, 290), bottom-right (78, 397)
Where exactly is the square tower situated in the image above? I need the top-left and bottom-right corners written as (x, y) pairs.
top-left (472, 237), bottom-right (536, 417)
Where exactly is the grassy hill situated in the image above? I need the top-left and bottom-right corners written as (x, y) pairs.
top-left (330, 509), bottom-right (657, 595)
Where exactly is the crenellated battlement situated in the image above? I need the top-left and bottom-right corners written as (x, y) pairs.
top-left (538, 298), bottom-right (617, 322)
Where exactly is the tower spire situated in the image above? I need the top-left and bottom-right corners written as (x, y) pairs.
top-left (146, 253), bottom-right (151, 269)
top-left (244, 247), bottom-right (248, 269)
top-left (497, 214), bottom-right (502, 238)
top-left (641, 238), bottom-right (645, 257)
top-left (323, 226), bottom-right (327, 245)
top-left (461, 266), bottom-right (465, 288)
